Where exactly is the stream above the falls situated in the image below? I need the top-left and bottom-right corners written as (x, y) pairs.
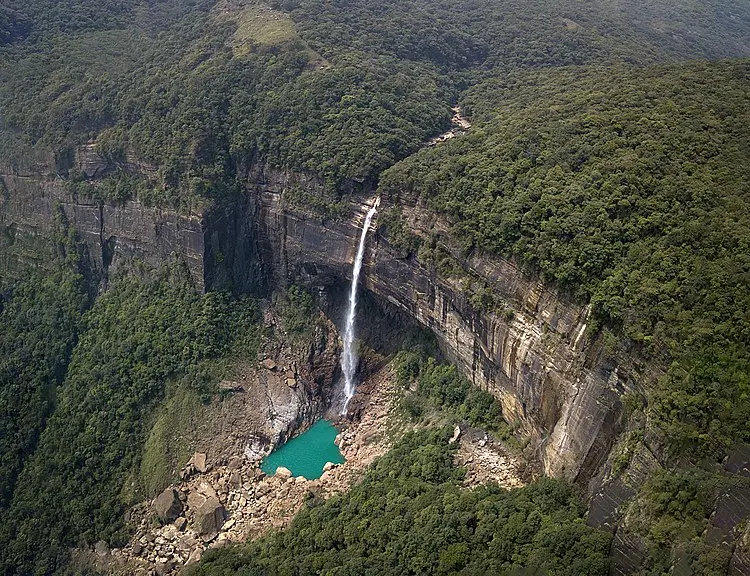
top-left (261, 419), bottom-right (345, 479)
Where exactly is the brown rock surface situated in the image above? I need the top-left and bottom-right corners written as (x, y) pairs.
top-left (194, 497), bottom-right (226, 541)
top-left (152, 489), bottom-right (183, 524)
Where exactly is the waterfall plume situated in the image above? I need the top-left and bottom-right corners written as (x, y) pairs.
top-left (341, 200), bottom-right (379, 414)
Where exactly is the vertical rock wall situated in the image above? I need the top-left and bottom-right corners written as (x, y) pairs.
top-left (238, 167), bottom-right (643, 482)
top-left (0, 155), bottom-right (642, 484)
top-left (0, 169), bottom-right (205, 289)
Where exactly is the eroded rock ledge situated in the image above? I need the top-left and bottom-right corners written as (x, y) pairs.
top-left (216, 165), bottom-right (643, 483)
top-left (1, 152), bottom-right (645, 484)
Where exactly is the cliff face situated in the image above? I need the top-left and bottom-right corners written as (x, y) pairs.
top-left (224, 166), bottom-right (640, 482)
top-left (0, 152), bottom-right (205, 289)
top-left (1, 153), bottom-right (637, 483)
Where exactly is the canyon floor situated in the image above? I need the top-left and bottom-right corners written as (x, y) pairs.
top-left (78, 356), bottom-right (527, 575)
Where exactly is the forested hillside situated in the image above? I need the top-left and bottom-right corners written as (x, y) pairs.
top-left (381, 60), bottom-right (750, 459)
top-left (0, 266), bottom-right (261, 573)
top-left (1, 0), bottom-right (748, 202)
top-left (1, 0), bottom-right (749, 574)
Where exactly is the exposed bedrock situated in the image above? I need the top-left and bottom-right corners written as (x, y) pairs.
top-left (208, 165), bottom-right (648, 483)
top-left (0, 162), bottom-right (205, 289)
top-left (0, 153), bottom-right (647, 484)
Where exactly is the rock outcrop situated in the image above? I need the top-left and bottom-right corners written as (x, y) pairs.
top-left (153, 489), bottom-right (183, 524)
top-left (0, 161), bottom-right (205, 288)
top-left (1, 152), bottom-right (644, 485)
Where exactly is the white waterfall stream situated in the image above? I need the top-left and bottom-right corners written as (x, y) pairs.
top-left (340, 201), bottom-right (378, 414)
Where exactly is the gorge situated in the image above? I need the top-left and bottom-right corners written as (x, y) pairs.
top-left (3, 129), bottom-right (750, 576)
top-left (2, 0), bottom-right (750, 571)
top-left (0, 149), bottom-right (629, 485)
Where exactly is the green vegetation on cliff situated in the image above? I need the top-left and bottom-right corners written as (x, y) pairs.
top-left (190, 429), bottom-right (611, 576)
top-left (0, 269), bottom-right (260, 574)
top-left (381, 60), bottom-right (750, 460)
top-left (395, 352), bottom-right (509, 435)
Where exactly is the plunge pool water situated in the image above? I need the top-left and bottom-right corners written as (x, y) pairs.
top-left (260, 419), bottom-right (345, 480)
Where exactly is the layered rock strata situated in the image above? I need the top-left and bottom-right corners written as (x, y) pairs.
top-left (234, 166), bottom-right (640, 482)
top-left (1, 152), bottom-right (641, 483)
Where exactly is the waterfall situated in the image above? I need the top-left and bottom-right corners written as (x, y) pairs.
top-left (341, 201), bottom-right (378, 414)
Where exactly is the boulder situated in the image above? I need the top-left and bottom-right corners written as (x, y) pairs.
top-left (185, 547), bottom-right (202, 567)
top-left (154, 560), bottom-right (174, 576)
top-left (174, 517), bottom-right (187, 532)
top-left (195, 496), bottom-right (226, 542)
top-left (187, 490), bottom-right (207, 510)
top-left (275, 466), bottom-right (292, 479)
top-left (322, 461), bottom-right (335, 472)
top-left (192, 452), bottom-right (208, 473)
top-left (229, 471), bottom-right (242, 488)
top-left (197, 482), bottom-right (217, 499)
top-left (261, 358), bottom-right (277, 370)
top-left (153, 488), bottom-right (184, 524)
top-left (94, 540), bottom-right (109, 557)
top-left (219, 380), bottom-right (243, 392)
top-left (449, 424), bottom-right (461, 444)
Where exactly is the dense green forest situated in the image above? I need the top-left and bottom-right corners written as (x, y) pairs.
top-left (381, 60), bottom-right (750, 459)
top-left (0, 266), bottom-right (87, 508)
top-left (190, 429), bottom-right (611, 576)
top-left (0, 268), bottom-right (260, 574)
top-left (1, 0), bottom-right (749, 203)
top-left (1, 0), bottom-right (750, 574)
top-left (395, 351), bottom-right (509, 435)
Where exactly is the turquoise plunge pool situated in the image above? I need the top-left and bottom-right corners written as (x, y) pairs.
top-left (260, 419), bottom-right (345, 480)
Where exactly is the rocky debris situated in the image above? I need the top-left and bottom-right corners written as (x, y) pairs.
top-left (153, 489), bottom-right (183, 524)
top-left (195, 496), bottom-right (226, 541)
top-left (455, 431), bottom-right (525, 489)
top-left (185, 547), bottom-right (202, 567)
top-left (180, 452), bottom-right (209, 480)
top-left (219, 380), bottom-right (244, 392)
top-left (244, 436), bottom-right (267, 461)
top-left (117, 362), bottom-right (399, 575)
top-left (274, 466), bottom-right (292, 479)
top-left (426, 106), bottom-right (471, 146)
top-left (154, 560), bottom-right (175, 576)
top-left (261, 358), bottom-right (277, 370)
top-left (187, 482), bottom-right (218, 511)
